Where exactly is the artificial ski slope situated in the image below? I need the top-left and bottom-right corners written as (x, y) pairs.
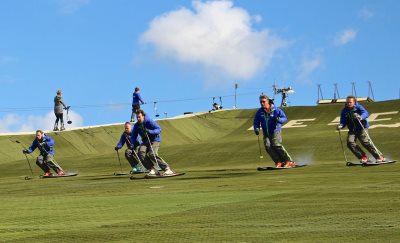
top-left (0, 100), bottom-right (399, 242)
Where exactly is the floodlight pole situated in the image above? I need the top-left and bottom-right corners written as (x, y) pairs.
top-left (234, 83), bottom-right (238, 109)
top-left (368, 80), bottom-right (375, 100)
top-left (352, 82), bottom-right (357, 97)
top-left (334, 83), bottom-right (340, 99)
top-left (317, 84), bottom-right (324, 101)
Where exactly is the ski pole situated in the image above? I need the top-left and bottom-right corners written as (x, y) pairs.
top-left (15, 140), bottom-right (34, 179)
top-left (38, 143), bottom-right (64, 172)
top-left (104, 128), bottom-right (126, 173)
top-left (337, 129), bottom-right (349, 162)
top-left (116, 149), bottom-right (124, 173)
top-left (23, 153), bottom-right (34, 177)
top-left (51, 158), bottom-right (64, 172)
top-left (144, 132), bottom-right (161, 169)
top-left (257, 135), bottom-right (264, 159)
top-left (354, 117), bottom-right (383, 156)
top-left (131, 148), bottom-right (147, 172)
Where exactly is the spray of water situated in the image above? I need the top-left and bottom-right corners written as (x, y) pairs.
top-left (383, 154), bottom-right (393, 162)
top-left (295, 153), bottom-right (314, 166)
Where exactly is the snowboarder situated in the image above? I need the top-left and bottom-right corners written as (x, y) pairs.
top-left (253, 95), bottom-right (295, 168)
top-left (53, 89), bottom-right (69, 131)
top-left (114, 122), bottom-right (144, 173)
top-left (337, 95), bottom-right (385, 163)
top-left (130, 87), bottom-right (145, 122)
top-left (130, 109), bottom-right (175, 176)
top-left (22, 130), bottom-right (65, 176)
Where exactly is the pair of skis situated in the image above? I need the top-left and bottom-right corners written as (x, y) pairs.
top-left (24, 172), bottom-right (78, 180)
top-left (114, 170), bottom-right (185, 180)
top-left (130, 172), bottom-right (185, 180)
top-left (40, 172), bottom-right (78, 178)
top-left (346, 160), bottom-right (396, 167)
top-left (257, 164), bottom-right (307, 171)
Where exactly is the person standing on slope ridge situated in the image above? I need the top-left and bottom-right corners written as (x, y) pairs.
top-left (130, 87), bottom-right (145, 122)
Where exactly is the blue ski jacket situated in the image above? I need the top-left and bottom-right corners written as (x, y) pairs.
top-left (131, 117), bottom-right (161, 144)
top-left (116, 131), bottom-right (141, 150)
top-left (132, 92), bottom-right (144, 106)
top-left (253, 106), bottom-right (287, 136)
top-left (339, 103), bottom-right (369, 132)
top-left (27, 135), bottom-right (55, 156)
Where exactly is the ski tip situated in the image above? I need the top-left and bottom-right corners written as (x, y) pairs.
top-left (114, 172), bottom-right (132, 176)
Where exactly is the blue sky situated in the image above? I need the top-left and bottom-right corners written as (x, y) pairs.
top-left (1, 0), bottom-right (399, 132)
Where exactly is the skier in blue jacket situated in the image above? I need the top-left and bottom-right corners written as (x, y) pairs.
top-left (130, 87), bottom-right (145, 122)
top-left (114, 122), bottom-right (144, 173)
top-left (253, 95), bottom-right (295, 168)
top-left (131, 109), bottom-right (175, 176)
top-left (22, 130), bottom-right (65, 176)
top-left (337, 95), bottom-right (385, 163)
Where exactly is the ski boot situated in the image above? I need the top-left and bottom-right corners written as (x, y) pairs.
top-left (376, 156), bottom-right (386, 163)
top-left (131, 164), bottom-right (142, 173)
top-left (60, 123), bottom-right (65, 131)
top-left (284, 161), bottom-right (296, 168)
top-left (43, 171), bottom-right (53, 177)
top-left (147, 168), bottom-right (160, 176)
top-left (53, 122), bottom-right (59, 131)
top-left (360, 155), bottom-right (369, 163)
top-left (163, 167), bottom-right (175, 176)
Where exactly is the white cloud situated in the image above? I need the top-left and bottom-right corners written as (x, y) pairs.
top-left (140, 0), bottom-right (287, 81)
top-left (334, 29), bottom-right (357, 46)
top-left (0, 114), bottom-right (20, 133)
top-left (359, 7), bottom-right (375, 20)
top-left (58, 0), bottom-right (90, 15)
top-left (0, 111), bottom-right (83, 133)
top-left (297, 56), bottom-right (322, 84)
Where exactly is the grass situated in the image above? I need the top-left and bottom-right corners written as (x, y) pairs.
top-left (0, 100), bottom-right (399, 242)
